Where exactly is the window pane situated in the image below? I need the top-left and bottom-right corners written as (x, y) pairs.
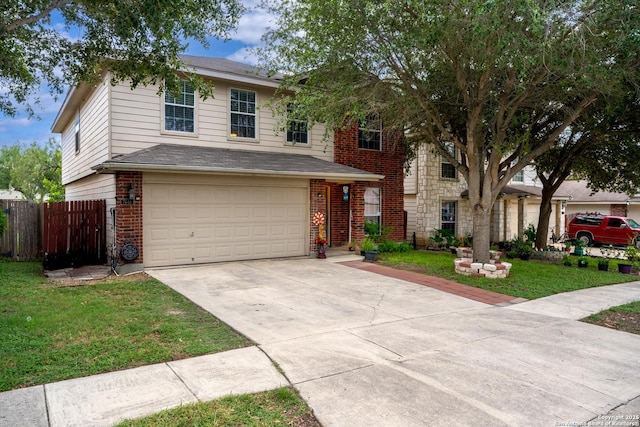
top-left (441, 201), bottom-right (456, 232)
top-left (358, 116), bottom-right (381, 150)
top-left (164, 81), bottom-right (195, 132)
top-left (230, 89), bottom-right (257, 139)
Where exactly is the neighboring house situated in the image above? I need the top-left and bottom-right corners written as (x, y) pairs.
top-left (52, 56), bottom-right (404, 273)
top-left (556, 180), bottom-right (640, 223)
top-left (0, 189), bottom-right (24, 200)
top-left (404, 145), bottom-right (565, 246)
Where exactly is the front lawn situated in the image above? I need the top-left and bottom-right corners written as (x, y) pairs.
top-left (0, 262), bottom-right (253, 392)
top-left (582, 301), bottom-right (640, 335)
top-left (377, 250), bottom-right (636, 300)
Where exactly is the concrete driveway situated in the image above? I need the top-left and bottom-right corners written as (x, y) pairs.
top-left (148, 258), bottom-right (640, 427)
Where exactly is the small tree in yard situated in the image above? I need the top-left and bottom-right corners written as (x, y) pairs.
top-left (0, 209), bottom-right (6, 239)
top-left (0, 139), bottom-right (64, 202)
top-left (260, 0), bottom-right (640, 263)
top-left (534, 90), bottom-right (640, 249)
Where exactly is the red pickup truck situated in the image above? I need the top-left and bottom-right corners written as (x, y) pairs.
top-left (567, 214), bottom-right (640, 247)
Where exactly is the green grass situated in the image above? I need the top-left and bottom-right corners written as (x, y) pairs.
top-left (377, 250), bottom-right (636, 300)
top-left (0, 262), bottom-right (253, 392)
top-left (584, 301), bottom-right (640, 321)
top-left (114, 387), bottom-right (317, 427)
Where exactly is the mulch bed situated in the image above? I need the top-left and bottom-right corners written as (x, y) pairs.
top-left (583, 312), bottom-right (640, 335)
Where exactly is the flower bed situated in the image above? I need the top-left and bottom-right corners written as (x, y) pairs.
top-left (453, 247), bottom-right (511, 279)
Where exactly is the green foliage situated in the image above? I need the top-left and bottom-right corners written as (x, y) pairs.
top-left (433, 228), bottom-right (455, 247)
top-left (0, 209), bottom-right (6, 238)
top-left (0, 263), bottom-right (251, 391)
top-left (364, 220), bottom-right (381, 236)
top-left (563, 254), bottom-right (572, 266)
top-left (360, 237), bottom-right (377, 252)
top-left (377, 240), bottom-right (413, 253)
top-left (524, 224), bottom-right (536, 243)
top-left (0, 139), bottom-right (64, 202)
top-left (260, 0), bottom-right (640, 262)
top-left (0, 0), bottom-right (243, 116)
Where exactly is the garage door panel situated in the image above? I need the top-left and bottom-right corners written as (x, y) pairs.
top-left (144, 180), bottom-right (308, 267)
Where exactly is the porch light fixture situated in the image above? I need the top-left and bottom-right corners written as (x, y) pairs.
top-left (128, 184), bottom-right (136, 201)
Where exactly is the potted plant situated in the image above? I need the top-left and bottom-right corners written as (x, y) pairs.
top-left (516, 243), bottom-right (534, 260)
top-left (597, 258), bottom-right (609, 271)
top-left (562, 254), bottom-right (572, 267)
top-left (360, 237), bottom-right (378, 261)
top-left (620, 245), bottom-right (640, 274)
top-left (577, 256), bottom-right (589, 268)
top-left (573, 239), bottom-right (586, 256)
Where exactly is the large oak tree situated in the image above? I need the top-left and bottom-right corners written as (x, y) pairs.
top-left (0, 0), bottom-right (243, 117)
top-left (260, 0), bottom-right (639, 263)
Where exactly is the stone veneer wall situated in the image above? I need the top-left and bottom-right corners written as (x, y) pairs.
top-left (414, 145), bottom-right (472, 247)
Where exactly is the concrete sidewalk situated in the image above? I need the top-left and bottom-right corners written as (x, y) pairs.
top-left (0, 347), bottom-right (288, 427)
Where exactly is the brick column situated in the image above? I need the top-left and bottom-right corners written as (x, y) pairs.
top-left (115, 171), bottom-right (143, 267)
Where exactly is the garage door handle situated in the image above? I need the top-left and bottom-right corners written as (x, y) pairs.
top-left (191, 232), bottom-right (194, 237)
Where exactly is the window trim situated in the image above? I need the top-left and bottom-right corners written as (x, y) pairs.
top-left (228, 87), bottom-right (258, 142)
top-left (285, 103), bottom-right (309, 145)
top-left (364, 187), bottom-right (382, 235)
top-left (74, 111), bottom-right (81, 154)
top-left (358, 116), bottom-right (382, 151)
top-left (161, 80), bottom-right (198, 136)
top-left (440, 141), bottom-right (457, 180)
top-left (441, 200), bottom-right (457, 233)
top-left (512, 170), bottom-right (524, 183)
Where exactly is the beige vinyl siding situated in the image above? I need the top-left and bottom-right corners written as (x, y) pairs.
top-left (404, 158), bottom-right (418, 194)
top-left (109, 80), bottom-right (333, 161)
top-left (65, 174), bottom-right (116, 260)
top-left (404, 194), bottom-right (417, 240)
top-left (61, 81), bottom-right (110, 185)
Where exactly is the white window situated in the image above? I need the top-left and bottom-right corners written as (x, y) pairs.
top-left (74, 112), bottom-right (80, 153)
top-left (286, 104), bottom-right (308, 144)
top-left (441, 141), bottom-right (456, 179)
top-left (441, 201), bottom-right (456, 232)
top-left (364, 187), bottom-right (382, 235)
top-left (230, 89), bottom-right (256, 139)
top-left (164, 81), bottom-right (195, 133)
top-left (512, 170), bottom-right (524, 182)
top-left (358, 116), bottom-right (381, 150)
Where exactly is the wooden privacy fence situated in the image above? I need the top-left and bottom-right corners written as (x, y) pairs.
top-left (0, 200), bottom-right (41, 261)
top-left (42, 200), bottom-right (107, 270)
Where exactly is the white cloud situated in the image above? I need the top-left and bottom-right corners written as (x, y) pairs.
top-left (232, 5), bottom-right (276, 45)
top-left (226, 47), bottom-right (259, 65)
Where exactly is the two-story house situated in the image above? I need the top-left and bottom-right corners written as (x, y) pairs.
top-left (404, 144), bottom-right (565, 247)
top-left (52, 56), bottom-right (405, 273)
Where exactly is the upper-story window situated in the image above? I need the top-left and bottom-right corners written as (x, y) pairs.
top-left (74, 112), bottom-right (81, 153)
top-left (286, 104), bottom-right (308, 144)
top-left (441, 141), bottom-right (457, 179)
top-left (230, 88), bottom-right (256, 139)
top-left (358, 116), bottom-right (381, 150)
top-left (164, 81), bottom-right (195, 133)
top-left (512, 170), bottom-right (524, 182)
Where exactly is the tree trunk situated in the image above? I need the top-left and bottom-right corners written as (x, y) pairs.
top-left (535, 189), bottom-right (554, 250)
top-left (471, 202), bottom-right (493, 263)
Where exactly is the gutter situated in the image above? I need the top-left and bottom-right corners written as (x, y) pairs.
top-left (91, 162), bottom-right (384, 182)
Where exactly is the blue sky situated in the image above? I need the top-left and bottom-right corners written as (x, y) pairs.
top-left (0, 1), bottom-right (272, 148)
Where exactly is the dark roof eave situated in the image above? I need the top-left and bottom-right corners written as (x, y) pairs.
top-left (91, 162), bottom-right (384, 181)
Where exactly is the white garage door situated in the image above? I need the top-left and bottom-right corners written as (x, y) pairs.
top-left (143, 175), bottom-right (308, 267)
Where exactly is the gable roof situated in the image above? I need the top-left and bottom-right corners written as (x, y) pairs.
top-left (92, 144), bottom-right (383, 181)
top-left (556, 180), bottom-right (640, 204)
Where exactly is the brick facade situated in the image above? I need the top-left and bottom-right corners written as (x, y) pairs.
top-left (331, 124), bottom-right (405, 246)
top-left (114, 171), bottom-right (143, 265)
top-left (611, 204), bottom-right (628, 217)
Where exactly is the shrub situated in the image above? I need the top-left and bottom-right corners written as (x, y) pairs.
top-left (377, 240), bottom-right (413, 253)
top-left (360, 237), bottom-right (378, 252)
